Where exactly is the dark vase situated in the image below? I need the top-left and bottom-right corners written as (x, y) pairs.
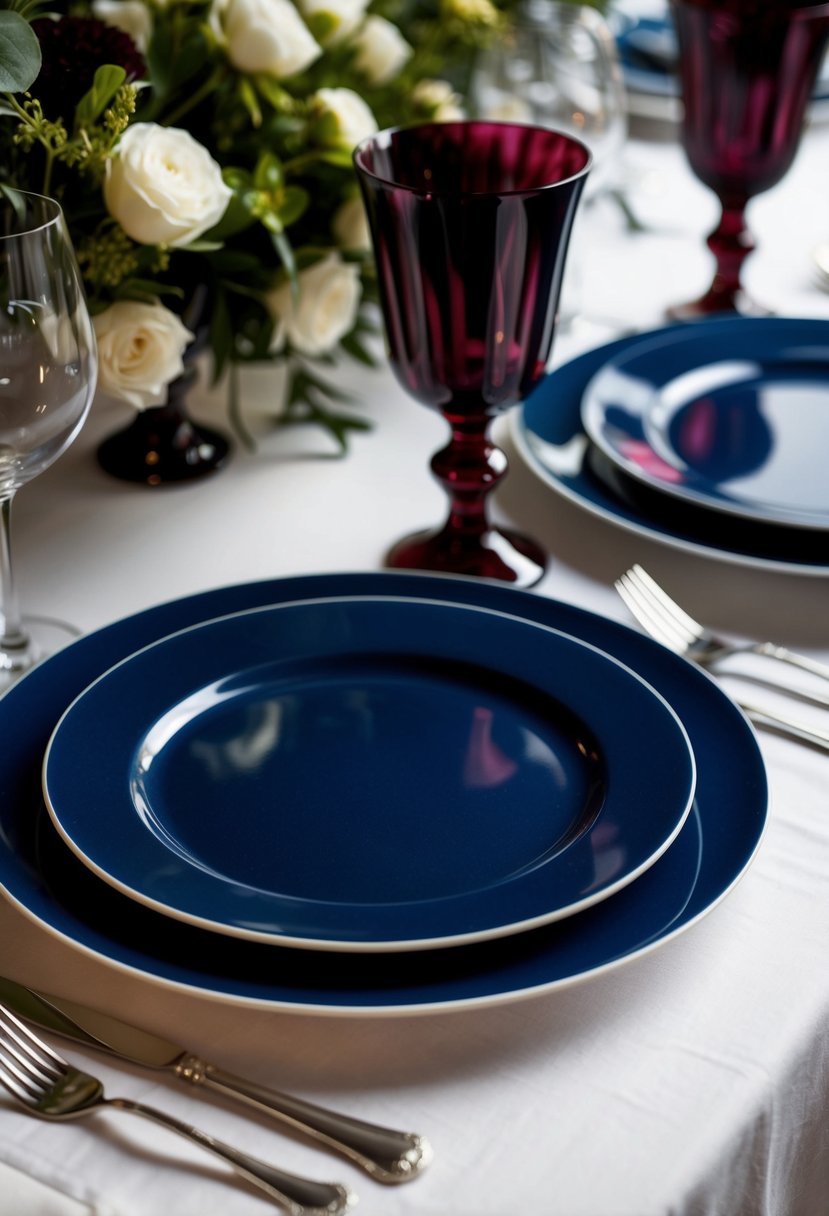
top-left (96, 286), bottom-right (231, 486)
top-left (96, 369), bottom-right (230, 487)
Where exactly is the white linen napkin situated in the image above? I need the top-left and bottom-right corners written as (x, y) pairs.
top-left (0, 1150), bottom-right (115, 1215)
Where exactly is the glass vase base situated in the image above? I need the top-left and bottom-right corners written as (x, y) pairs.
top-left (97, 411), bottom-right (231, 486)
top-left (0, 616), bottom-right (81, 693)
top-left (385, 525), bottom-right (546, 588)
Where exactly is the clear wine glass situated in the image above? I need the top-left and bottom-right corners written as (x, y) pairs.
top-left (470, 0), bottom-right (626, 198)
top-left (669, 0), bottom-right (829, 318)
top-left (469, 0), bottom-right (627, 331)
top-left (354, 121), bottom-right (590, 587)
top-left (0, 190), bottom-right (97, 687)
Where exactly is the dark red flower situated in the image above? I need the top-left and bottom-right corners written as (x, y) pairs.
top-left (32, 16), bottom-right (146, 119)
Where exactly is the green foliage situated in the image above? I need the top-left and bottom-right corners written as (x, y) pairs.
top-left (0, 9), bottom-right (40, 92)
top-left (0, 0), bottom-right (505, 450)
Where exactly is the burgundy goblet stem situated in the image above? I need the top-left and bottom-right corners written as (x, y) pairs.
top-left (386, 413), bottom-right (545, 584)
top-left (668, 0), bottom-right (829, 319)
top-left (355, 121), bottom-right (590, 586)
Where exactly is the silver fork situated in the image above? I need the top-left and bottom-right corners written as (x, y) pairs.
top-left (617, 565), bottom-right (829, 686)
top-left (0, 1001), bottom-right (356, 1216)
top-left (616, 565), bottom-right (829, 753)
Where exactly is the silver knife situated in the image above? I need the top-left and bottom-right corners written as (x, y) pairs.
top-left (0, 977), bottom-right (431, 1185)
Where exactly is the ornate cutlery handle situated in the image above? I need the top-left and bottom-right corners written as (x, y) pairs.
top-left (108, 1097), bottom-right (356, 1215)
top-left (741, 702), bottom-right (829, 752)
top-left (755, 642), bottom-right (829, 685)
top-left (175, 1055), bottom-right (432, 1184)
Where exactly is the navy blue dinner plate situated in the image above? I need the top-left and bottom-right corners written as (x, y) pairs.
top-left (43, 596), bottom-right (695, 951)
top-left (0, 573), bottom-right (766, 1014)
top-left (514, 319), bottom-right (829, 575)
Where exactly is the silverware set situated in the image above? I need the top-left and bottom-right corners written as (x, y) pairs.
top-left (616, 564), bottom-right (829, 752)
top-left (0, 977), bottom-right (431, 1212)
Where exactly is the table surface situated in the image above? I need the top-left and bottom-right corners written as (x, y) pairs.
top-left (1, 117), bottom-right (829, 1216)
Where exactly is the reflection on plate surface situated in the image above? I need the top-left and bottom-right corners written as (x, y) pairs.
top-left (43, 596), bottom-right (695, 950)
top-left (514, 318), bottom-right (829, 575)
top-left (0, 572), bottom-right (767, 1014)
top-left (581, 319), bottom-right (829, 529)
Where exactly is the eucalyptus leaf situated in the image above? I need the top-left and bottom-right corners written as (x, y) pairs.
top-left (318, 147), bottom-right (356, 168)
top-left (74, 64), bottom-right (126, 130)
top-left (278, 185), bottom-right (309, 228)
top-left (340, 331), bottom-right (379, 368)
top-left (181, 238), bottom-right (224, 252)
top-left (0, 182), bottom-right (25, 223)
top-left (205, 194), bottom-right (256, 241)
top-left (254, 151), bottom-right (283, 192)
top-left (0, 11), bottom-right (41, 93)
top-left (238, 76), bottom-right (262, 127)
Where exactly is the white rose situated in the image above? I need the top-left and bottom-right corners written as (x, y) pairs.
top-left (313, 87), bottom-right (377, 150)
top-left (93, 300), bottom-right (194, 411)
top-left (267, 254), bottom-right (361, 356)
top-left (332, 196), bottom-right (370, 252)
top-left (211, 0), bottom-right (321, 77)
top-left (412, 78), bottom-right (466, 121)
top-left (105, 123), bottom-right (232, 247)
top-left (477, 92), bottom-right (533, 123)
top-left (351, 16), bottom-right (412, 85)
top-left (300, 0), bottom-right (367, 44)
top-left (92, 0), bottom-right (153, 52)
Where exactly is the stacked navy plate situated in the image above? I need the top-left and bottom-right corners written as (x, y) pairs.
top-left (0, 569), bottom-right (767, 1014)
top-left (514, 316), bottom-right (829, 578)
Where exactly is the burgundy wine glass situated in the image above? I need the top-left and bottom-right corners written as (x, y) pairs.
top-left (669, 0), bottom-right (829, 319)
top-left (354, 121), bottom-right (590, 586)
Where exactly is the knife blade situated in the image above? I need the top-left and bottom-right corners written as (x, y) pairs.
top-left (0, 976), bottom-right (430, 1184)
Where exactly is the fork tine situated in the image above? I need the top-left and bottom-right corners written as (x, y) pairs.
top-left (615, 574), bottom-right (683, 652)
top-left (628, 565), bottom-right (704, 642)
top-left (0, 1006), bottom-right (64, 1077)
top-left (0, 1043), bottom-right (50, 1100)
top-left (0, 1055), bottom-right (44, 1104)
top-left (620, 569), bottom-right (699, 648)
top-left (0, 1012), bottom-right (63, 1102)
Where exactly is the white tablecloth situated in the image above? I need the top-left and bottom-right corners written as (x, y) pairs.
top-left (1, 118), bottom-right (828, 1216)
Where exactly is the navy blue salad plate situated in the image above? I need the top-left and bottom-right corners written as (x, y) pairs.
top-left (514, 318), bottom-right (829, 576)
top-left (580, 318), bottom-right (829, 530)
top-left (43, 595), bottom-right (695, 951)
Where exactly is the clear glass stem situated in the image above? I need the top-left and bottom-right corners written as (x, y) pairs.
top-left (0, 493), bottom-right (35, 676)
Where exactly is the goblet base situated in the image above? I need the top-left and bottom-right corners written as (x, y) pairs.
top-left (0, 616), bottom-right (81, 692)
top-left (385, 524), bottom-right (546, 588)
top-left (666, 286), bottom-right (773, 323)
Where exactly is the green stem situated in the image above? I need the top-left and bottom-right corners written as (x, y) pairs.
top-left (227, 360), bottom-right (256, 451)
top-left (3, 94), bottom-right (59, 195)
top-left (161, 67), bottom-right (227, 127)
top-left (3, 94), bottom-right (29, 123)
top-left (281, 150), bottom-right (324, 175)
top-left (42, 149), bottom-right (55, 196)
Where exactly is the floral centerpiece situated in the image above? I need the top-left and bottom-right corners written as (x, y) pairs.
top-left (0, 0), bottom-right (507, 453)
